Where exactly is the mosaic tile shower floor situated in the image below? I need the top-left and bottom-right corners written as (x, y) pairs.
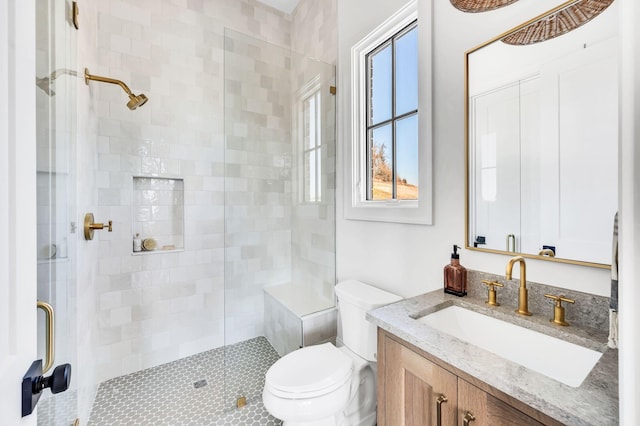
top-left (88, 337), bottom-right (282, 425)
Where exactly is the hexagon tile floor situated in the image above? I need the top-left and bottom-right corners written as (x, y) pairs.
top-left (88, 337), bottom-right (282, 425)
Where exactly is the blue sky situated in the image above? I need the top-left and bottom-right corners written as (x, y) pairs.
top-left (370, 26), bottom-right (419, 186)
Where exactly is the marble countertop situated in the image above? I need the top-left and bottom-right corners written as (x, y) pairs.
top-left (367, 290), bottom-right (619, 426)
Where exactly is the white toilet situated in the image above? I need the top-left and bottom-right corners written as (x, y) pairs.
top-left (262, 280), bottom-right (402, 425)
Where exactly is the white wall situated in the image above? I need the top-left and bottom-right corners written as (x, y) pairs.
top-left (619, 0), bottom-right (640, 422)
top-left (336, 0), bottom-right (611, 298)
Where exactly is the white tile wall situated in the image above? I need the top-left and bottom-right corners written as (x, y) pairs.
top-left (88, 0), bottom-right (337, 387)
top-left (92, 0), bottom-right (294, 383)
top-left (224, 28), bottom-right (294, 345)
top-left (290, 61), bottom-right (337, 300)
top-left (292, 0), bottom-right (337, 65)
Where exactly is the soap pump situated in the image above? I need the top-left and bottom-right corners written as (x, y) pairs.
top-left (444, 244), bottom-right (467, 296)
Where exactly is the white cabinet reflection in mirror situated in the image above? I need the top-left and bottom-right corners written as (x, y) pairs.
top-left (467, 2), bottom-right (618, 266)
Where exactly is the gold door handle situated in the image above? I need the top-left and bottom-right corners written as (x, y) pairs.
top-left (84, 212), bottom-right (113, 240)
top-left (37, 301), bottom-right (55, 374)
top-left (463, 411), bottom-right (476, 426)
top-left (436, 394), bottom-right (447, 426)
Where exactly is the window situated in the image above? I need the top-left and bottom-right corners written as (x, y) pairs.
top-left (367, 22), bottom-right (418, 201)
top-left (297, 73), bottom-right (325, 205)
top-left (346, 0), bottom-right (432, 224)
top-left (303, 90), bottom-right (322, 203)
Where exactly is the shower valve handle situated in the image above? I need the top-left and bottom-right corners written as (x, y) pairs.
top-left (84, 213), bottom-right (113, 240)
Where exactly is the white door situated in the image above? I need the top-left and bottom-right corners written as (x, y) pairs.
top-left (0, 0), bottom-right (38, 424)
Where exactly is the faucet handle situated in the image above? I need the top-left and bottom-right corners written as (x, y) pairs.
top-left (481, 280), bottom-right (503, 306)
top-left (544, 294), bottom-right (575, 326)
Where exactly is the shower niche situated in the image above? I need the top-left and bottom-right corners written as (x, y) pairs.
top-left (131, 176), bottom-right (185, 254)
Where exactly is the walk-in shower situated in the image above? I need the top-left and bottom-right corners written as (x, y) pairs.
top-left (35, 0), bottom-right (336, 423)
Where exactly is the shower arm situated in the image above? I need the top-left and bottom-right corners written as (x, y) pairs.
top-left (84, 68), bottom-right (133, 96)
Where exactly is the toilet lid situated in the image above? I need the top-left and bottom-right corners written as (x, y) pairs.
top-left (266, 343), bottom-right (353, 397)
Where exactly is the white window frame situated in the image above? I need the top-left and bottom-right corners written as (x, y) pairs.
top-left (345, 0), bottom-right (433, 224)
top-left (298, 76), bottom-right (323, 204)
top-left (297, 75), bottom-right (324, 204)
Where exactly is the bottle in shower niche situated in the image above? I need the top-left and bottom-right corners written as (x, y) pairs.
top-left (444, 245), bottom-right (467, 296)
top-left (133, 233), bottom-right (142, 252)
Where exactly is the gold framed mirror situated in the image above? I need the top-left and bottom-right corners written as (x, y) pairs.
top-left (464, 0), bottom-right (618, 268)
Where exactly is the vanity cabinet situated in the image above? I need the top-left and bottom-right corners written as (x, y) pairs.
top-left (380, 330), bottom-right (458, 425)
top-left (377, 330), bottom-right (560, 426)
top-left (457, 378), bottom-right (544, 426)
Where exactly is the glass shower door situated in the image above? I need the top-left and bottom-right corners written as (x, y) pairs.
top-left (35, 0), bottom-right (78, 424)
top-left (223, 28), bottom-right (292, 414)
top-left (223, 28), bottom-right (336, 419)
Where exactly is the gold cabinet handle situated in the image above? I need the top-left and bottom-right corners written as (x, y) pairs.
top-left (544, 294), bottom-right (575, 326)
top-left (436, 394), bottom-right (447, 426)
top-left (36, 301), bottom-right (55, 374)
top-left (84, 212), bottom-right (113, 240)
top-left (506, 233), bottom-right (516, 252)
top-left (463, 411), bottom-right (476, 426)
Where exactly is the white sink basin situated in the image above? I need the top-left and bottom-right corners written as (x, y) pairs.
top-left (416, 306), bottom-right (602, 387)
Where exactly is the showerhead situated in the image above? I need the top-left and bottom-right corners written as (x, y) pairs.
top-left (84, 68), bottom-right (149, 110)
top-left (36, 69), bottom-right (79, 96)
top-left (127, 93), bottom-right (148, 110)
top-left (36, 76), bottom-right (55, 96)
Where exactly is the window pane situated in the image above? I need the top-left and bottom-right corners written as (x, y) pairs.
top-left (304, 93), bottom-right (318, 150)
top-left (395, 26), bottom-right (418, 116)
top-left (369, 124), bottom-right (393, 200)
top-left (304, 150), bottom-right (317, 202)
top-left (369, 44), bottom-right (392, 125)
top-left (314, 93), bottom-right (321, 149)
top-left (395, 114), bottom-right (419, 200)
top-left (316, 148), bottom-right (322, 202)
top-left (303, 97), bottom-right (311, 149)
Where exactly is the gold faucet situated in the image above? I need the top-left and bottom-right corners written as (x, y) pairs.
top-left (505, 256), bottom-right (531, 316)
top-left (544, 294), bottom-right (575, 326)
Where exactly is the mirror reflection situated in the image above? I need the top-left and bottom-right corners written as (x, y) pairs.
top-left (466, 0), bottom-right (618, 266)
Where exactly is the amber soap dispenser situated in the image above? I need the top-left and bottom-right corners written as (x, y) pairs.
top-left (444, 245), bottom-right (467, 296)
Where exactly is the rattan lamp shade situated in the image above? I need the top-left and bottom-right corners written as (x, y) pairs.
top-left (450, 0), bottom-right (519, 13)
top-left (502, 0), bottom-right (614, 45)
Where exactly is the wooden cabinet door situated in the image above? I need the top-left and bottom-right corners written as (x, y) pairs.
top-left (381, 336), bottom-right (458, 426)
top-left (458, 379), bottom-right (544, 426)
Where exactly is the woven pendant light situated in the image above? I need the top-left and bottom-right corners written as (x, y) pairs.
top-left (502, 0), bottom-right (614, 45)
top-left (450, 0), bottom-right (519, 13)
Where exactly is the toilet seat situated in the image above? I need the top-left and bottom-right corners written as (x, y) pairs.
top-left (265, 343), bottom-right (354, 399)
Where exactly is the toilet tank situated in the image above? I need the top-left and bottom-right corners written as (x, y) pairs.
top-left (335, 280), bottom-right (402, 362)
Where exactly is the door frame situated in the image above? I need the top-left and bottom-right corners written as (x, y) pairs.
top-left (0, 0), bottom-right (38, 423)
